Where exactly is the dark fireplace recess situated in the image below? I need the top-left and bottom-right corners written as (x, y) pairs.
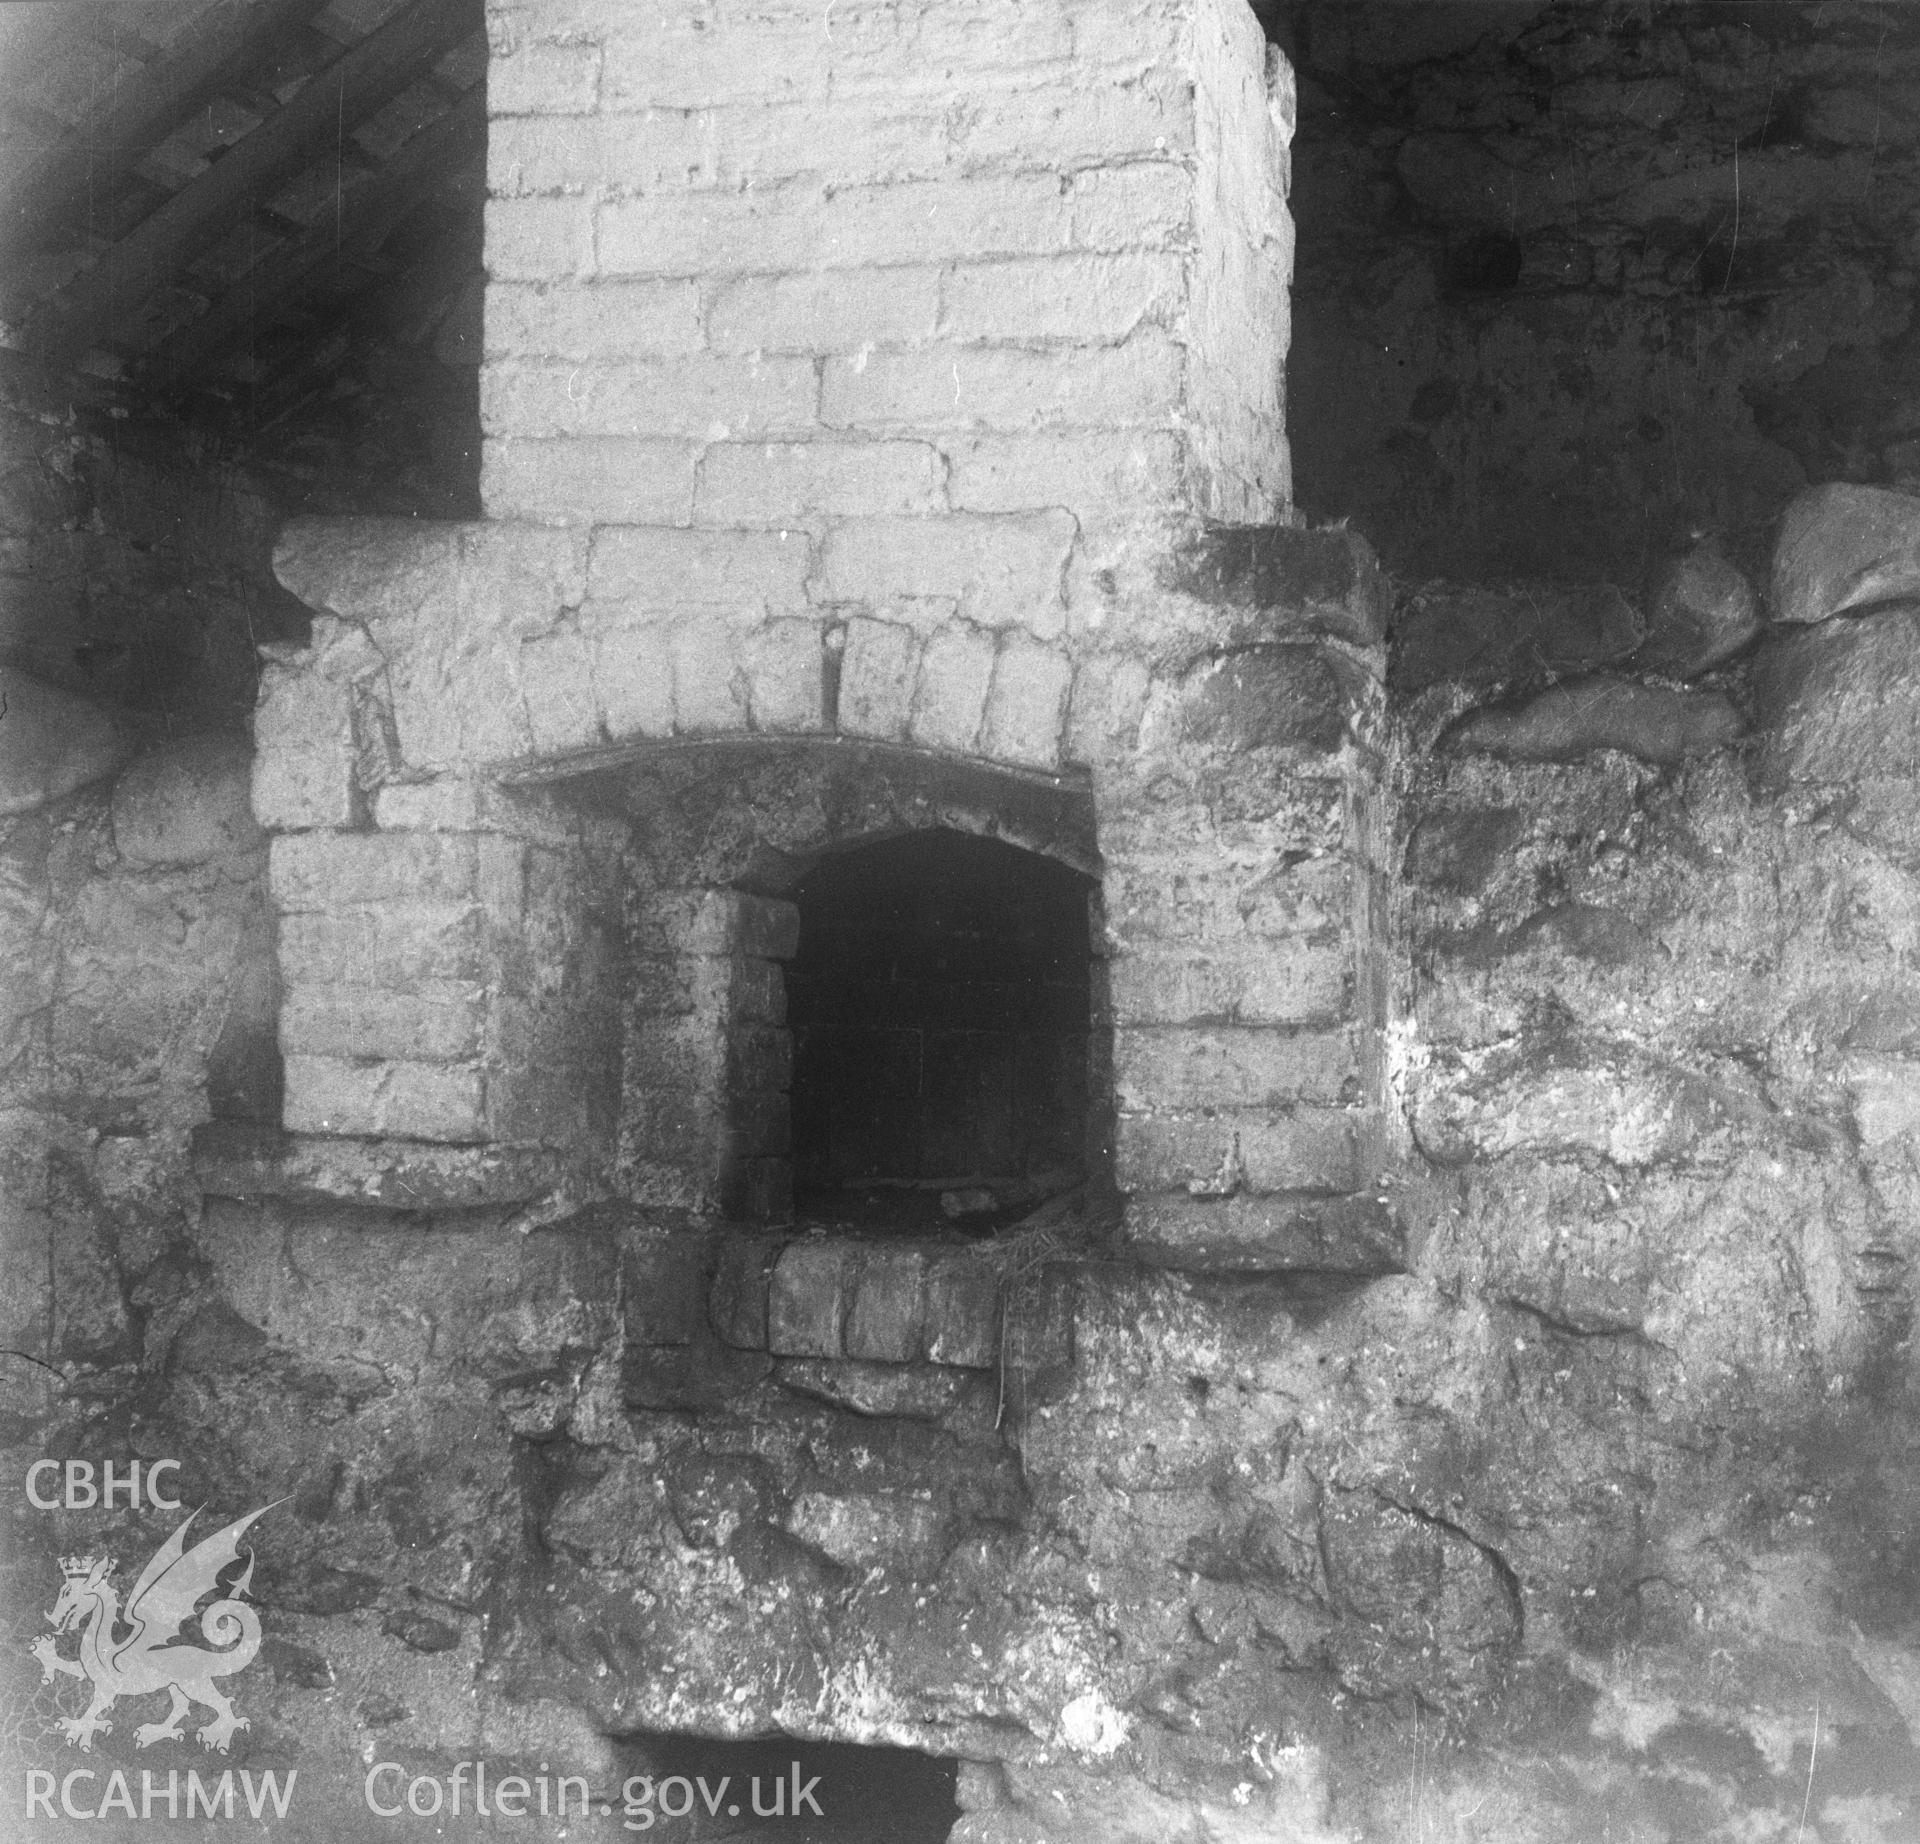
top-left (785, 829), bottom-right (1093, 1234)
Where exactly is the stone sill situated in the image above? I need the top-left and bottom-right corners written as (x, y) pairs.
top-left (191, 1122), bottom-right (568, 1210)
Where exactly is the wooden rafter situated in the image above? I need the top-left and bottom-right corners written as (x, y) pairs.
top-left (145, 81), bottom-right (483, 386)
top-left (25, 0), bottom-right (480, 370)
top-left (1, 0), bottom-right (335, 267)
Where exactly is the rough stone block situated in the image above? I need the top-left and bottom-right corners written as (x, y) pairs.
top-left (1171, 645), bottom-right (1360, 755)
top-left (670, 615), bottom-right (751, 732)
top-left (845, 1245), bottom-right (928, 1362)
top-left (283, 1054), bottom-right (488, 1143)
top-left (1168, 523), bottom-right (1392, 647)
top-left (921, 1254), bottom-right (1001, 1368)
top-left (1110, 942), bottom-right (1349, 1026)
top-left (1115, 1108), bottom-right (1372, 1195)
top-left (818, 512), bottom-right (1076, 638)
top-left (488, 37), bottom-right (600, 114)
top-left (1068, 160), bottom-right (1194, 249)
top-left (1404, 808), bottom-right (1525, 895)
top-left (727, 1025), bottom-right (794, 1093)
top-left (1391, 581), bottom-right (1642, 695)
top-left (730, 958), bottom-right (788, 1026)
top-left (697, 441), bottom-right (945, 524)
top-left (485, 280), bottom-right (703, 359)
top-left (665, 1456), bottom-right (771, 1551)
top-left (271, 831), bottom-right (499, 912)
top-left (711, 1234), bottom-right (781, 1348)
top-left (482, 357), bottom-right (819, 442)
top-left (821, 335), bottom-right (1181, 433)
top-left (456, 521), bottom-right (595, 625)
top-left (1002, 1267), bottom-right (1075, 1370)
top-left (908, 623), bottom-right (996, 753)
top-left (1752, 607), bottom-right (1920, 784)
top-left (981, 636), bottom-right (1073, 768)
top-left (940, 252), bottom-right (1185, 343)
top-left (369, 776), bottom-right (483, 835)
top-left (781, 1490), bottom-right (949, 1573)
top-left (519, 623), bottom-right (602, 754)
top-left (1122, 1193), bottom-right (1403, 1273)
top-left (1065, 653), bottom-right (1153, 764)
top-left (281, 983), bottom-right (487, 1063)
top-left (483, 437), bottom-right (698, 526)
top-left (621, 1341), bottom-right (773, 1412)
top-left (252, 666), bottom-right (357, 830)
top-left (629, 889), bottom-right (800, 959)
top-left (484, 197), bottom-right (594, 281)
top-left (737, 895), bottom-right (802, 961)
top-left (593, 609), bottom-right (675, 739)
top-left (0, 666), bottom-right (133, 820)
top-left (726, 1156), bottom-right (793, 1223)
top-left (775, 1359), bottom-right (975, 1421)
top-left (624, 1086), bottom-right (726, 1169)
top-left (1114, 1026), bottom-right (1362, 1111)
top-left (623, 1230), bottom-right (708, 1347)
top-left (1637, 536), bottom-right (1761, 678)
top-left (1443, 675), bottom-right (1747, 768)
top-left (1099, 855), bottom-right (1354, 950)
top-left (112, 736), bottom-right (261, 867)
top-left (728, 1089), bottom-right (791, 1157)
top-left (945, 430), bottom-right (1183, 516)
top-left (278, 904), bottom-right (489, 987)
top-left (1133, 775), bottom-right (1340, 865)
top-left (624, 954), bottom-right (697, 1016)
top-left (273, 517), bottom-right (462, 626)
top-left (742, 619), bottom-right (828, 732)
top-left (191, 1124), bottom-right (567, 1209)
top-left (768, 1239), bottom-right (856, 1357)
top-left (942, 61), bottom-right (1195, 167)
top-left (708, 266), bottom-right (941, 354)
top-left (837, 619), bottom-right (920, 741)
top-left (628, 1019), bottom-right (727, 1092)
top-left (589, 525), bottom-right (812, 610)
top-left (1773, 482), bottom-right (1920, 626)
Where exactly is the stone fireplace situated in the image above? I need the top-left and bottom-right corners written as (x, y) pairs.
top-left (182, 0), bottom-right (1408, 1824)
top-left (20, 2), bottom-right (1920, 1834)
top-left (217, 0), bottom-right (1400, 1284)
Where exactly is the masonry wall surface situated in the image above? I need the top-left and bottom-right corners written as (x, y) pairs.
top-left (32, 7), bottom-right (1920, 1843)
top-left (1287, 0), bottom-right (1920, 588)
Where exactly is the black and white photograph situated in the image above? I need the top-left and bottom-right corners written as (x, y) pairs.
top-left (4, 0), bottom-right (1920, 1836)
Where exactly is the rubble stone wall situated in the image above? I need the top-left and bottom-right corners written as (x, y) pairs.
top-left (1287, 0), bottom-right (1920, 587)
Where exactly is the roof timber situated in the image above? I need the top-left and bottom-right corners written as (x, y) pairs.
top-left (1, 0), bottom-right (334, 267)
top-left (25, 0), bottom-right (481, 371)
top-left (145, 80), bottom-right (482, 386)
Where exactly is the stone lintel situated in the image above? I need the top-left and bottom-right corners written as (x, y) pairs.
top-left (190, 1121), bottom-right (570, 1210)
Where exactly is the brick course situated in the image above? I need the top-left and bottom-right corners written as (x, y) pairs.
top-left (696, 442), bottom-right (945, 524)
top-left (820, 336), bottom-right (1184, 436)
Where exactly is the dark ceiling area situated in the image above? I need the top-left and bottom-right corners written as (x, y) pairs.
top-left (1, 0), bottom-right (486, 515)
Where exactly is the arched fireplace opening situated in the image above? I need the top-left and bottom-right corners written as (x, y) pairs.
top-left (785, 828), bottom-right (1094, 1236)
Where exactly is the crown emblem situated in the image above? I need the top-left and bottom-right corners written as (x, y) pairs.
top-left (58, 1555), bottom-right (105, 1580)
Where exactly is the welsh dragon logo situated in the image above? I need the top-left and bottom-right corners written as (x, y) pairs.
top-left (28, 1502), bottom-right (276, 1753)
